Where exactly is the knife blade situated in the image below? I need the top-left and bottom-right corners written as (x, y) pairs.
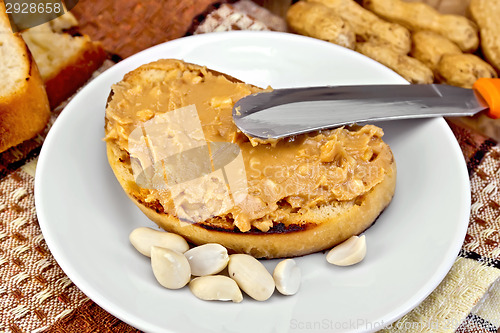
top-left (233, 79), bottom-right (500, 140)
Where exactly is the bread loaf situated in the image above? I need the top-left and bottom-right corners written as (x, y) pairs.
top-left (104, 59), bottom-right (397, 258)
top-left (0, 0), bottom-right (50, 153)
top-left (469, 0), bottom-right (500, 74)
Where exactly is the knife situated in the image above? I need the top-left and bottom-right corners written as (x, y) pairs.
top-left (233, 78), bottom-right (500, 140)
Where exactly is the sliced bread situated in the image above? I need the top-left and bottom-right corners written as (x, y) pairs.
top-left (0, 0), bottom-right (50, 152)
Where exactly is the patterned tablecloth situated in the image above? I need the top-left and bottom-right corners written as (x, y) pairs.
top-left (1, 1), bottom-right (500, 332)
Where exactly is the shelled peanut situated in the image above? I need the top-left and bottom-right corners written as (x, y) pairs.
top-left (308, 0), bottom-right (411, 54)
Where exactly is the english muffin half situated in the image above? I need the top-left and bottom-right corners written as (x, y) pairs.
top-left (105, 59), bottom-right (396, 258)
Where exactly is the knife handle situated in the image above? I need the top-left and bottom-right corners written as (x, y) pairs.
top-left (473, 78), bottom-right (500, 119)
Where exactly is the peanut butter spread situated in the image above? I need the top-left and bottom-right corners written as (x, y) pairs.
top-left (105, 60), bottom-right (394, 233)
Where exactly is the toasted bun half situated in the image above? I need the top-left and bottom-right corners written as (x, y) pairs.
top-left (0, 1), bottom-right (50, 153)
top-left (105, 59), bottom-right (396, 258)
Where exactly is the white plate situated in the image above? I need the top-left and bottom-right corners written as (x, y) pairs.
top-left (35, 31), bottom-right (470, 333)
